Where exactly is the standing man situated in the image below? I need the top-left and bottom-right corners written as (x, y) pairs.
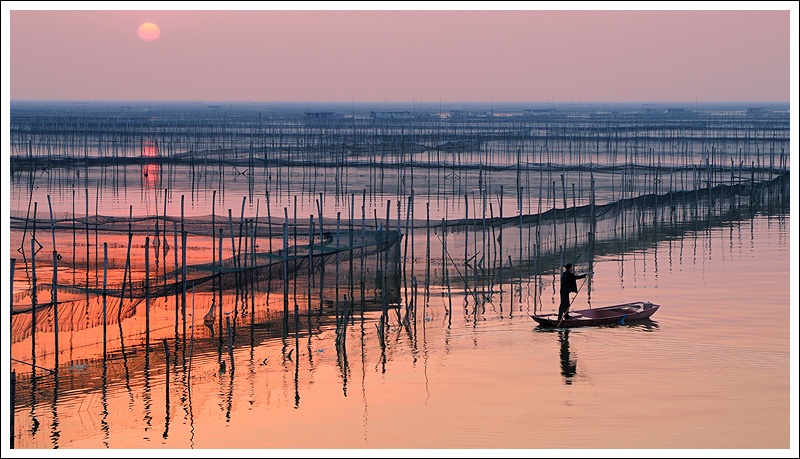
top-left (559, 263), bottom-right (588, 322)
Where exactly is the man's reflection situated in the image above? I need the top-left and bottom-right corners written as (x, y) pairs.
top-left (559, 329), bottom-right (577, 384)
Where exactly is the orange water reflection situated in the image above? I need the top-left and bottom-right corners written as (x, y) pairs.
top-left (141, 139), bottom-right (159, 158)
top-left (10, 214), bottom-right (791, 450)
top-left (141, 163), bottom-right (160, 189)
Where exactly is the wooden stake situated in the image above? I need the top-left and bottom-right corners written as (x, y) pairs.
top-left (47, 195), bottom-right (59, 369)
top-left (145, 236), bottom-right (151, 352)
top-left (103, 243), bottom-right (108, 358)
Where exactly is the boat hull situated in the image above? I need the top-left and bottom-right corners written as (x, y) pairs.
top-left (531, 301), bottom-right (659, 328)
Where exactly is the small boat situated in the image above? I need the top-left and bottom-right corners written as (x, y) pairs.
top-left (531, 301), bottom-right (660, 328)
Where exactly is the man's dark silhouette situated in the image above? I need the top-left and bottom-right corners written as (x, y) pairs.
top-left (559, 263), bottom-right (587, 322)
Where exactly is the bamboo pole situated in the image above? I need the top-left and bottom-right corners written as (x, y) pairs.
top-left (30, 212), bottom-right (37, 369)
top-left (250, 220), bottom-right (256, 336)
top-left (308, 216), bottom-right (314, 323)
top-left (561, 175), bottom-right (567, 244)
top-left (228, 209), bottom-right (237, 267)
top-left (443, 217), bottom-right (452, 325)
top-left (317, 194), bottom-right (325, 240)
top-left (47, 196), bottom-right (59, 369)
top-left (228, 207), bottom-right (241, 315)
top-left (402, 193), bottom-right (411, 298)
top-left (409, 191), bottom-right (415, 308)
top-left (10, 258), bottom-right (15, 321)
top-left (238, 196), bottom-right (247, 268)
top-left (348, 193), bottom-right (355, 326)
top-left (173, 222), bottom-right (179, 339)
top-left (212, 190), bottom-right (216, 310)
top-left (572, 183), bottom-right (578, 246)
top-left (85, 189), bottom-right (90, 332)
top-left (10, 371), bottom-right (15, 449)
top-left (381, 201), bottom-right (390, 333)
top-left (335, 212), bottom-right (341, 320)
top-left (163, 188), bottom-right (168, 282)
top-left (103, 243), bottom-right (108, 359)
top-left (181, 195), bottom-right (187, 340)
top-left (283, 208), bottom-right (289, 338)
top-left (145, 237), bottom-right (151, 352)
top-left (218, 228), bottom-right (224, 345)
top-left (464, 194), bottom-right (469, 269)
top-left (119, 206), bottom-right (133, 329)
top-left (266, 192), bottom-right (273, 254)
top-left (95, 188), bottom-right (100, 289)
top-left (498, 185), bottom-right (504, 288)
top-left (360, 192), bottom-right (366, 315)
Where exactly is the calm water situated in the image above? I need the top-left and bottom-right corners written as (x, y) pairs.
top-left (6, 102), bottom-right (794, 455)
top-left (9, 213), bottom-right (792, 451)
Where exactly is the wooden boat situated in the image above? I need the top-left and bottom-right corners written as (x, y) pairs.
top-left (530, 301), bottom-right (660, 328)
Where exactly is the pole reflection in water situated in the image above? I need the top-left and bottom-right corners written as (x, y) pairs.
top-left (162, 339), bottom-right (171, 440)
top-left (225, 315), bottom-right (235, 423)
top-left (188, 288), bottom-right (196, 448)
top-left (26, 374), bottom-right (38, 441)
top-left (143, 344), bottom-right (152, 438)
top-left (336, 323), bottom-right (350, 397)
top-left (294, 333), bottom-right (300, 409)
top-left (101, 357), bottom-right (109, 447)
top-left (558, 329), bottom-right (577, 384)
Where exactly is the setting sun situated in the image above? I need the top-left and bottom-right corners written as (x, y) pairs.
top-left (137, 22), bottom-right (160, 41)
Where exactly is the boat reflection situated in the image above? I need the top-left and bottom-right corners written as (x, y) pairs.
top-left (627, 318), bottom-right (660, 332)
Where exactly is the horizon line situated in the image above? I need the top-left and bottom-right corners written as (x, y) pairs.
top-left (9, 99), bottom-right (790, 105)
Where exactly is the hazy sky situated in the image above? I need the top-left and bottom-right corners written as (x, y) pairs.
top-left (3, 2), bottom-right (796, 103)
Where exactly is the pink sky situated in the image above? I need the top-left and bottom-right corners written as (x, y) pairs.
top-left (3, 5), bottom-right (796, 103)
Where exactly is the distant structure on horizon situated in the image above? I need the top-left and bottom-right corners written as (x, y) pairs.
top-left (746, 107), bottom-right (769, 116)
top-left (304, 111), bottom-right (336, 120)
top-left (370, 110), bottom-right (413, 119)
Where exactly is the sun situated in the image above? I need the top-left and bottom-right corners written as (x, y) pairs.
top-left (138, 22), bottom-right (160, 41)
